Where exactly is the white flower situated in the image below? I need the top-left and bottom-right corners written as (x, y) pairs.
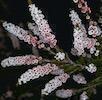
top-left (69, 10), bottom-right (81, 25)
top-left (73, 0), bottom-right (78, 3)
top-left (1, 55), bottom-right (42, 67)
top-left (56, 89), bottom-right (73, 98)
top-left (96, 50), bottom-right (99, 53)
top-left (88, 25), bottom-right (102, 37)
top-left (29, 4), bottom-right (57, 48)
top-left (85, 63), bottom-right (97, 73)
top-left (42, 73), bottom-right (70, 95)
top-left (95, 42), bottom-right (100, 46)
top-left (69, 10), bottom-right (96, 56)
top-left (73, 27), bottom-right (86, 55)
top-left (90, 47), bottom-right (96, 54)
top-left (54, 52), bottom-right (65, 61)
top-left (95, 50), bottom-right (100, 56)
top-left (80, 91), bottom-right (88, 100)
top-left (73, 74), bottom-right (87, 84)
top-left (18, 63), bottom-right (58, 85)
top-left (69, 10), bottom-right (101, 57)
top-left (3, 22), bottom-right (38, 47)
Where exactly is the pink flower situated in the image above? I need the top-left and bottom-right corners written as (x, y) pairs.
top-left (42, 73), bottom-right (70, 95)
top-left (1, 55), bottom-right (42, 67)
top-left (38, 43), bottom-right (45, 49)
top-left (29, 4), bottom-right (57, 48)
top-left (81, 6), bottom-right (87, 13)
top-left (78, 3), bottom-right (82, 8)
top-left (87, 38), bottom-right (96, 49)
top-left (80, 0), bottom-right (85, 3)
top-left (18, 63), bottom-right (58, 85)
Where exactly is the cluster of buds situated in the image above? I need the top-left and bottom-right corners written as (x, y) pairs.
top-left (1, 55), bottom-right (42, 68)
top-left (3, 22), bottom-right (38, 47)
top-left (56, 89), bottom-right (73, 99)
top-left (18, 63), bottom-right (58, 85)
top-left (80, 91), bottom-right (88, 100)
top-left (85, 63), bottom-right (97, 73)
top-left (73, 74), bottom-right (87, 84)
top-left (73, 0), bottom-right (91, 18)
top-left (29, 4), bottom-right (57, 48)
top-left (41, 73), bottom-right (70, 95)
top-left (88, 21), bottom-right (102, 37)
top-left (54, 52), bottom-right (65, 61)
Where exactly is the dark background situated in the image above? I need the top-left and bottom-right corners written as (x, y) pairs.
top-left (0, 0), bottom-right (102, 100)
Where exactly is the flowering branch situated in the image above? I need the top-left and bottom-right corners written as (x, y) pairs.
top-left (0, 0), bottom-right (102, 100)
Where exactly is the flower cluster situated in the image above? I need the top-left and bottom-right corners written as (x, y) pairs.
top-left (80, 91), bottom-right (88, 100)
top-left (88, 21), bottom-right (102, 37)
top-left (69, 10), bottom-right (81, 25)
top-left (85, 63), bottom-right (97, 73)
top-left (3, 22), bottom-right (38, 47)
top-left (69, 10), bottom-right (85, 55)
top-left (73, 0), bottom-right (91, 15)
top-left (42, 73), bottom-right (70, 95)
top-left (73, 74), bottom-right (87, 84)
top-left (18, 63), bottom-right (58, 85)
top-left (69, 10), bottom-right (98, 56)
top-left (29, 4), bottom-right (57, 48)
top-left (1, 55), bottom-right (42, 68)
top-left (54, 52), bottom-right (65, 61)
top-left (56, 89), bottom-right (73, 99)
top-left (1, 2), bottom-right (102, 100)
top-left (72, 0), bottom-right (102, 37)
top-left (73, 26), bottom-right (87, 55)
